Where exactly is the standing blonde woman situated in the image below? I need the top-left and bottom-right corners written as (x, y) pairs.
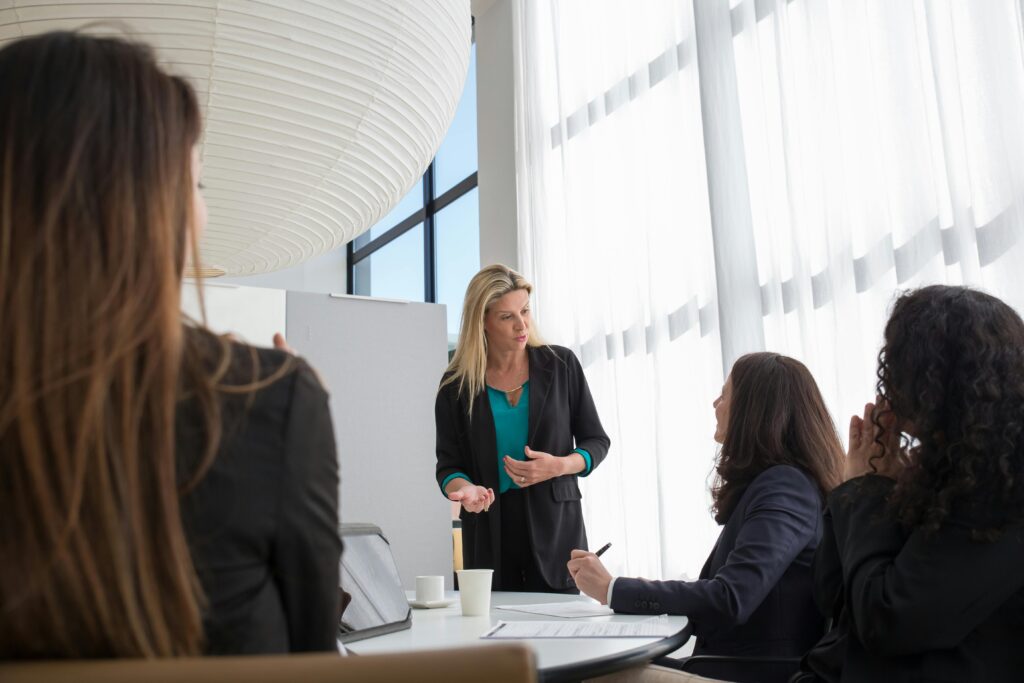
top-left (435, 264), bottom-right (610, 592)
top-left (0, 32), bottom-right (340, 657)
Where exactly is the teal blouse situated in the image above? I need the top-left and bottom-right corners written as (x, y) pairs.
top-left (440, 381), bottom-right (592, 494)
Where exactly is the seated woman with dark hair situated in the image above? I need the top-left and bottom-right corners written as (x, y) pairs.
top-left (571, 352), bottom-right (844, 683)
top-left (804, 285), bottom-right (1024, 682)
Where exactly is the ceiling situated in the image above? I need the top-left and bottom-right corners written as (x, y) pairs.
top-left (0, 0), bottom-right (472, 276)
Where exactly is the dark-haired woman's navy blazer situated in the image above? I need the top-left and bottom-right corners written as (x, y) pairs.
top-left (611, 465), bottom-right (826, 682)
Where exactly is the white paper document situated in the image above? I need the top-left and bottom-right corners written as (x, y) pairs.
top-left (495, 601), bottom-right (614, 618)
top-left (480, 616), bottom-right (676, 639)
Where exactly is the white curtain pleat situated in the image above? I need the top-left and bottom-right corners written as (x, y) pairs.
top-left (512, 0), bottom-right (1024, 579)
top-left (514, 0), bottom-right (723, 580)
top-left (733, 0), bottom-right (1024, 433)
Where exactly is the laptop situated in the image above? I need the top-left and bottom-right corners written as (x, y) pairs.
top-left (337, 523), bottom-right (412, 643)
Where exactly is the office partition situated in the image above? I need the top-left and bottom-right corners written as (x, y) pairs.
top-left (286, 292), bottom-right (452, 589)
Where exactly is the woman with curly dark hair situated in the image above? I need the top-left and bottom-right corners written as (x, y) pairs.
top-left (571, 352), bottom-right (844, 683)
top-left (805, 285), bottom-right (1024, 682)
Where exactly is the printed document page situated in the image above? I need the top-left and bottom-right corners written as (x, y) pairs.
top-left (495, 602), bottom-right (614, 618)
top-left (481, 616), bottom-right (676, 639)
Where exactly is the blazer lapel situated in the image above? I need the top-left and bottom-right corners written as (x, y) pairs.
top-left (467, 388), bottom-right (500, 490)
top-left (698, 533), bottom-right (721, 579)
top-left (527, 346), bottom-right (554, 446)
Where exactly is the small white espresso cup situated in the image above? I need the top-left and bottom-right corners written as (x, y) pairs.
top-left (456, 568), bottom-right (494, 616)
top-left (415, 575), bottom-right (445, 603)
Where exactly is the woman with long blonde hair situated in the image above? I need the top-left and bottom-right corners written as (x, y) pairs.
top-left (0, 32), bottom-right (340, 658)
top-left (435, 264), bottom-right (610, 592)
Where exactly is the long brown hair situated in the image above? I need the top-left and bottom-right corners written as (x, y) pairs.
top-left (0, 32), bottom-right (219, 657)
top-left (712, 352), bottom-right (844, 523)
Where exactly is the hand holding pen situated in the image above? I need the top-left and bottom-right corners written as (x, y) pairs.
top-left (567, 542), bottom-right (614, 604)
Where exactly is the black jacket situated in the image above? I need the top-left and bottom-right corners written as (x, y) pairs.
top-left (434, 344), bottom-right (610, 590)
top-left (613, 465), bottom-right (826, 683)
top-left (805, 475), bottom-right (1024, 682)
top-left (177, 340), bottom-right (341, 654)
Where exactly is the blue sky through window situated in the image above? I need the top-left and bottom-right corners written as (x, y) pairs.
top-left (437, 188), bottom-right (480, 343)
top-left (352, 223), bottom-right (424, 301)
top-left (435, 46), bottom-right (478, 195)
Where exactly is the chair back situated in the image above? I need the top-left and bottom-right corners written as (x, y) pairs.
top-left (0, 643), bottom-right (537, 683)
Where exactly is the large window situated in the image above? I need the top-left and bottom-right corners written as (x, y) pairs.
top-left (349, 44), bottom-right (479, 346)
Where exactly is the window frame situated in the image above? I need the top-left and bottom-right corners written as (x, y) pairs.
top-left (346, 166), bottom-right (479, 302)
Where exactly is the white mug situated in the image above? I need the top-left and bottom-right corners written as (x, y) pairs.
top-left (456, 568), bottom-right (494, 616)
top-left (415, 575), bottom-right (445, 603)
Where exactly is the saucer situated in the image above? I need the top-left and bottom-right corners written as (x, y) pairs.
top-left (408, 598), bottom-right (456, 609)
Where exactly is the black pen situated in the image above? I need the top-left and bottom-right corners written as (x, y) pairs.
top-left (482, 621), bottom-right (508, 638)
top-left (595, 542), bottom-right (612, 557)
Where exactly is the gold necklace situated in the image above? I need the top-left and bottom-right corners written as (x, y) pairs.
top-left (488, 361), bottom-right (527, 395)
top-left (488, 382), bottom-right (524, 394)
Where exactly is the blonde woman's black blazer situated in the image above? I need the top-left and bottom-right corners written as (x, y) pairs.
top-left (435, 344), bottom-right (610, 590)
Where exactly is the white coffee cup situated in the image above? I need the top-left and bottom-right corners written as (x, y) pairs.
top-left (415, 575), bottom-right (445, 603)
top-left (456, 568), bottom-right (494, 616)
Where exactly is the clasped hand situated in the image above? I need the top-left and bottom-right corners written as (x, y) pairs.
top-left (845, 399), bottom-right (905, 481)
top-left (503, 446), bottom-right (566, 488)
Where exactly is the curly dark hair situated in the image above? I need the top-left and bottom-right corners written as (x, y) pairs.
top-left (877, 285), bottom-right (1024, 538)
top-left (712, 352), bottom-right (845, 523)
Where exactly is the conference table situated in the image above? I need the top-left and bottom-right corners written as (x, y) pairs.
top-left (346, 591), bottom-right (692, 682)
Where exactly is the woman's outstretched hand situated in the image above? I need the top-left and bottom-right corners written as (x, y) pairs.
top-left (448, 485), bottom-right (495, 514)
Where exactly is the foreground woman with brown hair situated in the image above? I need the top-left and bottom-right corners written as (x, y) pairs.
top-left (0, 32), bottom-right (340, 657)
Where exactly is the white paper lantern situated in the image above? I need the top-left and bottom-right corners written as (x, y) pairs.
top-left (0, 0), bottom-right (471, 276)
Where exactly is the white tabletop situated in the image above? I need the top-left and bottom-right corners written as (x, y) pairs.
top-left (346, 591), bottom-right (690, 682)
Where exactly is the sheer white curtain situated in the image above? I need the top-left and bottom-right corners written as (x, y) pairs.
top-left (512, 0), bottom-right (1024, 579)
top-left (513, 0), bottom-right (723, 579)
top-left (731, 0), bottom-right (1024, 432)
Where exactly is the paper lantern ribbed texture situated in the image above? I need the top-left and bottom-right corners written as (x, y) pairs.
top-left (0, 0), bottom-right (472, 275)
